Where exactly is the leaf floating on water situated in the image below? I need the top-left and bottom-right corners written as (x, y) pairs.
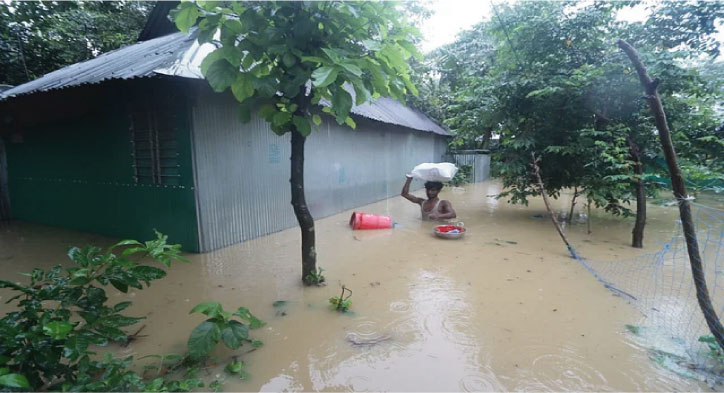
top-left (272, 301), bottom-right (288, 308)
top-left (625, 324), bottom-right (641, 335)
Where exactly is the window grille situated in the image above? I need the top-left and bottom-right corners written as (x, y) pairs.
top-left (129, 109), bottom-right (181, 185)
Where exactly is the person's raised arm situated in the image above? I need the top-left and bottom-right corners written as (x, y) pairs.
top-left (401, 175), bottom-right (424, 204)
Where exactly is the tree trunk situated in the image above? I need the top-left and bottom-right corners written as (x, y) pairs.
top-left (629, 138), bottom-right (646, 248)
top-left (568, 186), bottom-right (578, 224)
top-left (619, 39), bottom-right (724, 351)
top-left (290, 130), bottom-right (316, 285)
top-left (531, 153), bottom-right (577, 259)
top-left (481, 128), bottom-right (492, 150)
top-left (587, 200), bottom-right (592, 234)
top-left (0, 137), bottom-right (10, 221)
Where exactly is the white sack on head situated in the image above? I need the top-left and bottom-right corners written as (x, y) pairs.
top-left (410, 162), bottom-right (458, 182)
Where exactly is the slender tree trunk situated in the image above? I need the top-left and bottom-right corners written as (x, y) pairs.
top-left (629, 138), bottom-right (646, 248)
top-left (481, 128), bottom-right (492, 150)
top-left (587, 200), bottom-right (592, 234)
top-left (619, 39), bottom-right (724, 351)
top-left (568, 186), bottom-right (578, 224)
top-left (290, 130), bottom-right (316, 285)
top-left (531, 153), bottom-right (577, 258)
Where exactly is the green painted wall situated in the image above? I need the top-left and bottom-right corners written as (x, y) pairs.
top-left (4, 82), bottom-right (200, 251)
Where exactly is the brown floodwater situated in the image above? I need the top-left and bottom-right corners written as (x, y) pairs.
top-left (1, 181), bottom-right (722, 391)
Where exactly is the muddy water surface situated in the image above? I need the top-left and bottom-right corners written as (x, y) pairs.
top-left (1, 181), bottom-right (719, 391)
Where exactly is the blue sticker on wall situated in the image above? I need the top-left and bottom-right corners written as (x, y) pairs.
top-left (268, 143), bottom-right (280, 164)
top-left (338, 167), bottom-right (346, 184)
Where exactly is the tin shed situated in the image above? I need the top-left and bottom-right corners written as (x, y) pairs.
top-left (0, 31), bottom-right (450, 252)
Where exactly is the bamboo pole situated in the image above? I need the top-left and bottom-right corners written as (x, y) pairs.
top-left (531, 153), bottom-right (577, 259)
top-left (619, 39), bottom-right (724, 351)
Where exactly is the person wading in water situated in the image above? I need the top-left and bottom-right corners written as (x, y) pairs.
top-left (401, 175), bottom-right (457, 221)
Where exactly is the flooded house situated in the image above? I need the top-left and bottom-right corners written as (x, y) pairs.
top-left (0, 21), bottom-right (450, 253)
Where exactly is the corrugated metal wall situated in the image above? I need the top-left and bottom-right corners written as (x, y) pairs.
top-left (449, 153), bottom-right (491, 183)
top-left (3, 81), bottom-right (200, 250)
top-left (191, 91), bottom-right (448, 252)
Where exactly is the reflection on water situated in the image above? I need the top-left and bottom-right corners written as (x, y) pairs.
top-left (0, 181), bottom-right (718, 391)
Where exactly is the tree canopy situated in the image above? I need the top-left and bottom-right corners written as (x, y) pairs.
top-left (1, 1), bottom-right (153, 86)
top-left (171, 1), bottom-right (421, 284)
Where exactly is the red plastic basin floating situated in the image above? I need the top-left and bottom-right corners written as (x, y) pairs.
top-left (434, 225), bottom-right (466, 239)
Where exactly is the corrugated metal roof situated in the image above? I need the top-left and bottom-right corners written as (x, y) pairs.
top-left (1, 31), bottom-right (200, 98)
top-left (0, 31), bottom-right (450, 136)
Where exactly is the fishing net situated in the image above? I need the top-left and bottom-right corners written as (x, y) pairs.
top-left (573, 202), bottom-right (724, 376)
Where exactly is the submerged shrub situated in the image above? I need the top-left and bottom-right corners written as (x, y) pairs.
top-left (0, 231), bottom-right (262, 391)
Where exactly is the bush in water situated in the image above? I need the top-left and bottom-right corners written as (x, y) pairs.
top-left (0, 231), bottom-right (262, 391)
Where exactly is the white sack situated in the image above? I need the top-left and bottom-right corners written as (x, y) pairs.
top-left (410, 162), bottom-right (458, 182)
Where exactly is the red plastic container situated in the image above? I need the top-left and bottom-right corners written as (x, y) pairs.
top-left (349, 212), bottom-right (393, 230)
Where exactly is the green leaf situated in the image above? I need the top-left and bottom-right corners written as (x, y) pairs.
top-left (220, 320), bottom-right (248, 349)
top-left (121, 246), bottom-right (146, 257)
top-left (320, 48), bottom-right (342, 63)
top-left (344, 116), bottom-right (357, 129)
top-left (259, 104), bottom-right (277, 119)
top-left (0, 280), bottom-right (28, 293)
top-left (238, 104), bottom-right (251, 123)
top-left (43, 321), bottom-right (74, 340)
top-left (130, 265), bottom-right (167, 285)
top-left (190, 302), bottom-right (223, 319)
top-left (171, 3), bottom-right (200, 33)
top-left (311, 66), bottom-right (339, 88)
top-left (111, 239), bottom-right (143, 249)
top-left (113, 301), bottom-right (133, 312)
top-left (625, 324), bottom-right (641, 335)
top-left (301, 56), bottom-right (327, 65)
top-left (231, 74), bottom-right (255, 103)
top-left (206, 60), bottom-right (239, 93)
top-left (226, 360), bottom-right (243, 374)
top-left (340, 62), bottom-right (363, 77)
top-left (380, 46), bottom-right (407, 71)
top-left (95, 325), bottom-right (127, 342)
top-left (188, 321), bottom-right (221, 359)
top-left (102, 315), bottom-right (144, 328)
top-left (233, 307), bottom-right (265, 329)
top-left (0, 356), bottom-right (9, 366)
top-left (282, 53), bottom-right (297, 68)
top-left (699, 335), bottom-right (716, 344)
top-left (0, 374), bottom-right (30, 389)
top-left (362, 40), bottom-right (383, 51)
top-left (253, 77), bottom-right (278, 98)
top-left (201, 47), bottom-right (242, 76)
top-left (0, 369), bottom-right (7, 376)
top-left (223, 19), bottom-right (244, 35)
top-left (401, 74), bottom-right (418, 96)
top-left (293, 116), bottom-right (311, 137)
top-left (331, 88), bottom-right (353, 124)
top-left (351, 80), bottom-right (372, 105)
top-left (399, 40), bottom-right (422, 61)
top-left (63, 334), bottom-right (91, 360)
top-left (312, 114), bottom-right (322, 126)
top-left (272, 111), bottom-right (292, 127)
top-left (110, 279), bottom-right (129, 293)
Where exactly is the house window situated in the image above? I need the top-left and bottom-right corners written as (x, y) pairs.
top-left (129, 109), bottom-right (181, 185)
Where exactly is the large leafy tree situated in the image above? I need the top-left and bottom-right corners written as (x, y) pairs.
top-left (171, 1), bottom-right (420, 285)
top-left (0, 1), bottom-right (153, 86)
top-left (422, 0), bottom-right (723, 248)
